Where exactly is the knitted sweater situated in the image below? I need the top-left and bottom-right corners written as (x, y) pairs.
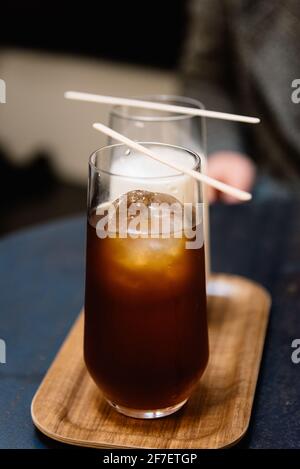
top-left (180, 0), bottom-right (300, 182)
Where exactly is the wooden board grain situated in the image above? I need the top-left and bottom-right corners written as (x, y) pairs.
top-left (31, 274), bottom-right (271, 449)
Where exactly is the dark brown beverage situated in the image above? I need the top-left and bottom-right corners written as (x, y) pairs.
top-left (84, 191), bottom-right (209, 413)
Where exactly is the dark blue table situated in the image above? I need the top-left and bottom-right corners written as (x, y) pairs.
top-left (0, 200), bottom-right (299, 449)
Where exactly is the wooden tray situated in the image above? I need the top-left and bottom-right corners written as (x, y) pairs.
top-left (31, 274), bottom-right (271, 449)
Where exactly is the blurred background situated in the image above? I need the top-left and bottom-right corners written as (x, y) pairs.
top-left (0, 1), bottom-right (299, 235)
top-left (0, 1), bottom-right (186, 235)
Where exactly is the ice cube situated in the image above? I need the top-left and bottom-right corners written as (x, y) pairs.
top-left (98, 191), bottom-right (191, 289)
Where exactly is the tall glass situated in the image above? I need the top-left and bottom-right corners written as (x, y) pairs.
top-left (109, 95), bottom-right (210, 277)
top-left (84, 142), bottom-right (209, 419)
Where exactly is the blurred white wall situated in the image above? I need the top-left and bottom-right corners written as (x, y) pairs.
top-left (0, 49), bottom-right (179, 183)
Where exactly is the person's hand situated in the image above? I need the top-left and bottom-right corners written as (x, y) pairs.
top-left (206, 151), bottom-right (256, 203)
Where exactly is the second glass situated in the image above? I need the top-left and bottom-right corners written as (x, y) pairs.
top-left (109, 94), bottom-right (206, 155)
top-left (109, 95), bottom-right (210, 277)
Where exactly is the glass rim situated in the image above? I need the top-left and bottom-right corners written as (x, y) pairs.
top-left (110, 94), bottom-right (205, 122)
top-left (89, 141), bottom-right (202, 180)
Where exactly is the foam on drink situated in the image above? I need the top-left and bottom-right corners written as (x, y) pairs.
top-left (108, 145), bottom-right (198, 204)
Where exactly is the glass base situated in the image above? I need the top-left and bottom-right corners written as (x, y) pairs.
top-left (106, 398), bottom-right (188, 419)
